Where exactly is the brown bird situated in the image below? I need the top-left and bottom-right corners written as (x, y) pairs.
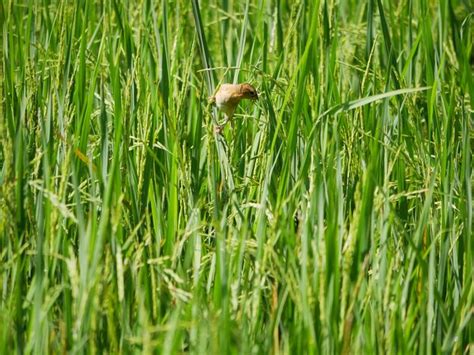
top-left (209, 83), bottom-right (258, 133)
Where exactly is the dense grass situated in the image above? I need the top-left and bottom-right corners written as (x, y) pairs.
top-left (1, 0), bottom-right (472, 353)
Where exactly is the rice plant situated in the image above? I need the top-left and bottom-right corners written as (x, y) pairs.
top-left (1, 0), bottom-right (472, 353)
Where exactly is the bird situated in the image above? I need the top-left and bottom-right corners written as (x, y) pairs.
top-left (209, 83), bottom-right (258, 133)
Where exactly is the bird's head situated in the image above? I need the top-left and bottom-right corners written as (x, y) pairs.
top-left (240, 83), bottom-right (259, 100)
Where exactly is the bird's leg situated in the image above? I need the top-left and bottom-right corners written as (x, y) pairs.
top-left (214, 114), bottom-right (232, 134)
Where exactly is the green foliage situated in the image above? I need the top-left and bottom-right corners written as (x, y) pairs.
top-left (1, 0), bottom-right (472, 353)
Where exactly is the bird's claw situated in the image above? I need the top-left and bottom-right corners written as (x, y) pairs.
top-left (214, 124), bottom-right (224, 134)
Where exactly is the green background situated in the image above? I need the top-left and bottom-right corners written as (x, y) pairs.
top-left (1, 0), bottom-right (472, 353)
